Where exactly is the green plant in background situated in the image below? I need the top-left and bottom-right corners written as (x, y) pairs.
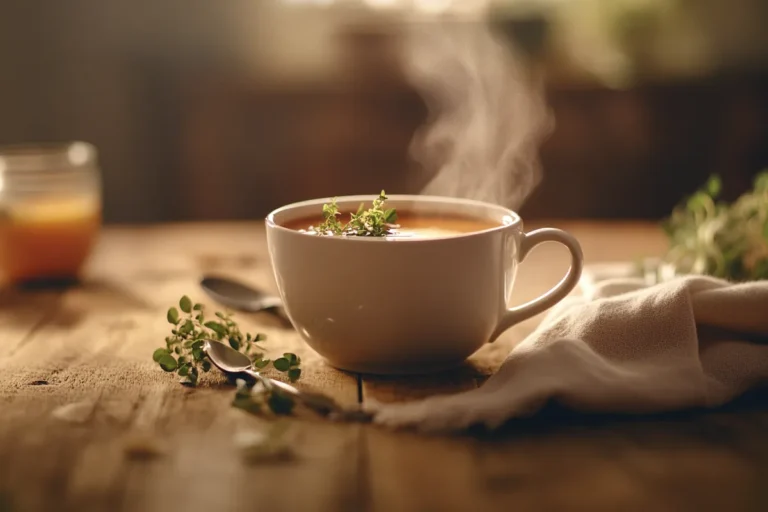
top-left (662, 170), bottom-right (768, 281)
top-left (153, 296), bottom-right (301, 386)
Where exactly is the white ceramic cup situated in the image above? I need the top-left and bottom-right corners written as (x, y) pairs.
top-left (266, 195), bottom-right (583, 375)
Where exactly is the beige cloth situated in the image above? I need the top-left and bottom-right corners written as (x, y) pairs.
top-left (369, 275), bottom-right (768, 432)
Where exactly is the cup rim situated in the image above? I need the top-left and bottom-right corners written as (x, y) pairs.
top-left (265, 194), bottom-right (521, 243)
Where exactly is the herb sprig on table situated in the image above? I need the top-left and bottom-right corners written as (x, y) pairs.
top-left (232, 378), bottom-right (297, 417)
top-left (661, 170), bottom-right (768, 281)
top-left (308, 190), bottom-right (398, 237)
top-left (152, 296), bottom-right (301, 386)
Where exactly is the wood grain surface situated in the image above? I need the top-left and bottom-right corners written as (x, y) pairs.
top-left (0, 221), bottom-right (765, 512)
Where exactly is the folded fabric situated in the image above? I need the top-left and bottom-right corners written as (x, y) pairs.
top-left (368, 275), bottom-right (768, 432)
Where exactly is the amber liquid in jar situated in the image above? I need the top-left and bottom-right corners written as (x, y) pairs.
top-left (0, 143), bottom-right (102, 285)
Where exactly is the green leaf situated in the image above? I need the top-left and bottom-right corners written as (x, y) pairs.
top-left (268, 393), bottom-right (295, 415)
top-left (229, 337), bottom-right (240, 350)
top-left (177, 356), bottom-right (187, 364)
top-left (202, 360), bottom-right (211, 372)
top-left (158, 355), bottom-right (178, 372)
top-left (322, 200), bottom-right (339, 219)
top-left (273, 358), bottom-right (291, 372)
top-left (204, 321), bottom-right (227, 336)
top-left (253, 358), bottom-right (270, 369)
top-left (705, 175), bottom-right (722, 197)
top-left (181, 371), bottom-right (198, 386)
top-left (192, 347), bottom-right (204, 361)
top-left (178, 363), bottom-right (189, 377)
top-left (754, 171), bottom-right (768, 193)
top-left (686, 192), bottom-right (709, 213)
top-left (152, 348), bottom-right (170, 362)
top-left (215, 312), bottom-right (226, 319)
top-left (181, 367), bottom-right (199, 386)
top-left (384, 208), bottom-right (397, 223)
top-left (283, 353), bottom-right (299, 366)
top-left (179, 295), bottom-right (192, 314)
top-left (179, 319), bottom-right (194, 336)
top-left (167, 307), bottom-right (180, 325)
top-left (193, 303), bottom-right (203, 311)
top-left (174, 346), bottom-right (181, 355)
top-left (752, 258), bottom-right (768, 280)
top-left (287, 368), bottom-right (302, 382)
top-left (254, 333), bottom-right (266, 342)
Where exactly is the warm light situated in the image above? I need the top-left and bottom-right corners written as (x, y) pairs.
top-left (67, 142), bottom-right (90, 167)
top-left (0, 158), bottom-right (5, 194)
top-left (414, 0), bottom-right (453, 13)
top-left (363, 0), bottom-right (400, 9)
top-left (450, 0), bottom-right (490, 15)
top-left (282, 0), bottom-right (335, 5)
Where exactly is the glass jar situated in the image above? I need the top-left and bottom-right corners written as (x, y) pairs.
top-left (0, 142), bottom-right (102, 285)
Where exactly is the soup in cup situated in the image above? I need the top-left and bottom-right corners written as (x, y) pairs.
top-left (266, 195), bottom-right (582, 375)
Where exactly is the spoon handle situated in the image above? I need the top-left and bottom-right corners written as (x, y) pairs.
top-left (241, 368), bottom-right (298, 396)
top-left (242, 368), bottom-right (348, 417)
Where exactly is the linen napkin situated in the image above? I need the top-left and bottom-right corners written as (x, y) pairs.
top-left (368, 275), bottom-right (768, 432)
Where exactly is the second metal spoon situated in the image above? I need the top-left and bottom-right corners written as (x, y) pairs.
top-left (203, 339), bottom-right (370, 420)
top-left (200, 276), bottom-right (283, 313)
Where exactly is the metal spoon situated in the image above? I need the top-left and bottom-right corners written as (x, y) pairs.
top-left (200, 276), bottom-right (283, 313)
top-left (203, 339), bottom-right (369, 420)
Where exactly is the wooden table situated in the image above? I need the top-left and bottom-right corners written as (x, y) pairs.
top-left (1, 221), bottom-right (766, 512)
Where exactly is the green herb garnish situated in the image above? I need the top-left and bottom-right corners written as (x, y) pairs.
top-left (662, 170), bottom-right (768, 281)
top-left (308, 190), bottom-right (398, 237)
top-left (314, 198), bottom-right (345, 235)
top-left (153, 296), bottom-right (301, 386)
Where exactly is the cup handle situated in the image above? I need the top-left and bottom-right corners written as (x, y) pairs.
top-left (489, 228), bottom-right (583, 342)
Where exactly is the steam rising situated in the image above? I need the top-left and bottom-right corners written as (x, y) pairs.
top-left (403, 21), bottom-right (553, 211)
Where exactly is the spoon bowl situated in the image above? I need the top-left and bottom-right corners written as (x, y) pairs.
top-left (200, 276), bottom-right (283, 313)
top-left (204, 338), bottom-right (254, 373)
top-left (203, 340), bottom-right (359, 419)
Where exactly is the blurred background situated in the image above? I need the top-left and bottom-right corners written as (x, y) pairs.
top-left (1, 0), bottom-right (767, 223)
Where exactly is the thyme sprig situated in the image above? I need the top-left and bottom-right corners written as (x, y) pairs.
top-left (662, 170), bottom-right (768, 281)
top-left (308, 190), bottom-right (398, 237)
top-left (152, 296), bottom-right (301, 386)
